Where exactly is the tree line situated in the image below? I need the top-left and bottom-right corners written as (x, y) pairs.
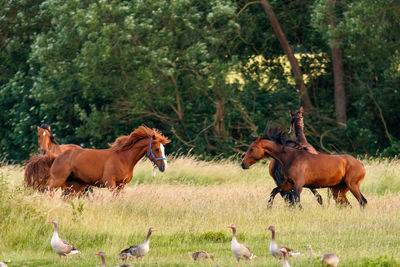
top-left (1, 0), bottom-right (399, 162)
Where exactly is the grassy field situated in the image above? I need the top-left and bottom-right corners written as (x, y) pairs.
top-left (0, 156), bottom-right (400, 267)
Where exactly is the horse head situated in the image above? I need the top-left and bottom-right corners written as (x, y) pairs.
top-left (289, 106), bottom-right (304, 134)
top-left (147, 134), bottom-right (171, 172)
top-left (241, 135), bottom-right (265, 169)
top-left (37, 125), bottom-right (52, 152)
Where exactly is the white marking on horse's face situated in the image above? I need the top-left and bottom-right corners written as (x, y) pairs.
top-left (43, 132), bottom-right (46, 136)
top-left (160, 144), bottom-right (167, 170)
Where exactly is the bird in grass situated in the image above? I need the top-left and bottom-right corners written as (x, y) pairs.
top-left (280, 248), bottom-right (291, 267)
top-left (266, 226), bottom-right (300, 259)
top-left (321, 253), bottom-right (340, 267)
top-left (95, 251), bottom-right (133, 267)
top-left (118, 227), bottom-right (157, 261)
top-left (227, 223), bottom-right (256, 266)
top-left (48, 219), bottom-right (80, 260)
top-left (188, 251), bottom-right (214, 261)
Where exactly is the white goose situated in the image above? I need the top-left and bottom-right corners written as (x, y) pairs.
top-left (321, 253), bottom-right (340, 267)
top-left (118, 227), bottom-right (157, 261)
top-left (266, 226), bottom-right (300, 259)
top-left (48, 219), bottom-right (80, 260)
top-left (227, 223), bottom-right (256, 266)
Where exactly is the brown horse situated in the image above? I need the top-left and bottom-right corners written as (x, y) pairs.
top-left (37, 124), bottom-right (81, 157)
top-left (269, 107), bottom-right (323, 205)
top-left (48, 126), bottom-right (170, 195)
top-left (242, 124), bottom-right (367, 208)
top-left (25, 125), bottom-right (82, 191)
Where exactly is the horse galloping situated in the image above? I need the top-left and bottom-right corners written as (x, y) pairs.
top-left (242, 124), bottom-right (367, 208)
top-left (48, 126), bottom-right (170, 195)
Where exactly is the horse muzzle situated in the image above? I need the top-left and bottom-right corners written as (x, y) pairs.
top-left (241, 162), bottom-right (249, 169)
top-left (158, 164), bottom-right (166, 172)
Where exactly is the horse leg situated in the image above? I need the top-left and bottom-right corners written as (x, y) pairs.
top-left (49, 163), bottom-right (72, 191)
top-left (270, 160), bottom-right (295, 205)
top-left (267, 181), bottom-right (294, 208)
top-left (309, 188), bottom-right (323, 205)
top-left (293, 186), bottom-right (303, 209)
top-left (267, 186), bottom-right (282, 209)
top-left (347, 183), bottom-right (367, 207)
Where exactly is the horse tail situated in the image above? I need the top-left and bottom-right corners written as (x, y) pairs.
top-left (24, 154), bottom-right (55, 192)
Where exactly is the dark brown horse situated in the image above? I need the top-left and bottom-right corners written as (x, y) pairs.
top-left (242, 125), bottom-right (367, 208)
top-left (25, 125), bottom-right (82, 191)
top-left (269, 108), bottom-right (323, 205)
top-left (48, 126), bottom-right (170, 195)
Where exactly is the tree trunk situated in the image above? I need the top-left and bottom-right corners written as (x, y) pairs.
top-left (260, 0), bottom-right (313, 111)
top-left (329, 0), bottom-right (347, 128)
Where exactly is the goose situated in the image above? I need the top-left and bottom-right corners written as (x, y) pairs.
top-left (95, 251), bottom-right (133, 267)
top-left (48, 219), bottom-right (80, 260)
top-left (118, 227), bottom-right (157, 261)
top-left (227, 223), bottom-right (256, 266)
top-left (188, 251), bottom-right (214, 261)
top-left (266, 226), bottom-right (300, 259)
top-left (280, 248), bottom-right (291, 267)
top-left (321, 253), bottom-right (340, 267)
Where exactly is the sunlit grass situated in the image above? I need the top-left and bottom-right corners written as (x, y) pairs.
top-left (0, 157), bottom-right (399, 266)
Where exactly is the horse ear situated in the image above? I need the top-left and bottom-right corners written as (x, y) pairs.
top-left (37, 126), bottom-right (40, 131)
top-left (299, 106), bottom-right (304, 113)
top-left (250, 134), bottom-right (258, 141)
top-left (290, 110), bottom-right (294, 116)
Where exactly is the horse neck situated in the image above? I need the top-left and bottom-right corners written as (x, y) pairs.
top-left (46, 141), bottom-right (62, 156)
top-left (120, 138), bottom-right (150, 168)
top-left (293, 118), bottom-right (307, 144)
top-left (260, 139), bottom-right (289, 165)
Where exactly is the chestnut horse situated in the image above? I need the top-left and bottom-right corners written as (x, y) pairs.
top-left (242, 124), bottom-right (367, 208)
top-left (25, 125), bottom-right (82, 191)
top-left (269, 107), bottom-right (323, 205)
top-left (37, 124), bottom-right (81, 157)
top-left (48, 126), bottom-right (170, 195)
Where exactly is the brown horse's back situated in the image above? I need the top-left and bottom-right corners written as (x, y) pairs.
top-left (291, 151), bottom-right (363, 188)
top-left (50, 148), bottom-right (114, 186)
top-left (59, 144), bottom-right (82, 154)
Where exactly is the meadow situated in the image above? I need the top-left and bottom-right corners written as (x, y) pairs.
top-left (0, 156), bottom-right (399, 267)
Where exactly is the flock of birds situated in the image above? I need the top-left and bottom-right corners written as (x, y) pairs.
top-left (41, 220), bottom-right (340, 267)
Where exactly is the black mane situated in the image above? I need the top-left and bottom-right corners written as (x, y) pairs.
top-left (262, 123), bottom-right (304, 150)
top-left (39, 124), bottom-right (58, 144)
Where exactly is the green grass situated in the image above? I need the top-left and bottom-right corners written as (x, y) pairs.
top-left (0, 157), bottom-right (400, 266)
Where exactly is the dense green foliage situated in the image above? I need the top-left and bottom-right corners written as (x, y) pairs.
top-left (1, 0), bottom-right (399, 162)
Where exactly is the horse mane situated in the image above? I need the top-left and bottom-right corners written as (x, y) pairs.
top-left (262, 123), bottom-right (303, 149)
top-left (110, 126), bottom-right (170, 152)
top-left (40, 124), bottom-right (58, 145)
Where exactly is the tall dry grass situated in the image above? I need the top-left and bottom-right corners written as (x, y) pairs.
top-left (0, 156), bottom-right (399, 266)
